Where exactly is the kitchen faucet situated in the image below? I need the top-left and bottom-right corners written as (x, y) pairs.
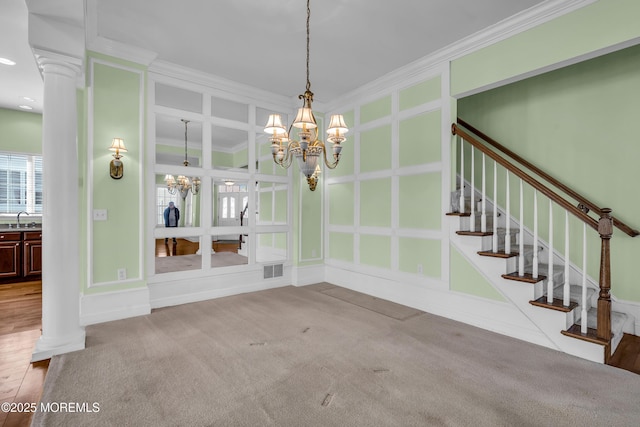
top-left (17, 211), bottom-right (29, 228)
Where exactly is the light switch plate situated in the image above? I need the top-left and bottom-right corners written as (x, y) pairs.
top-left (93, 209), bottom-right (108, 221)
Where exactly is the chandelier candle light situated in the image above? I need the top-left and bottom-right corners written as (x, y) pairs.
top-left (264, 0), bottom-right (348, 191)
top-left (165, 119), bottom-right (201, 198)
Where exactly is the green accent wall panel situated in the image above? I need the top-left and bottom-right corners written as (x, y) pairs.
top-left (329, 232), bottom-right (353, 262)
top-left (0, 108), bottom-right (42, 154)
top-left (329, 182), bottom-right (354, 226)
top-left (360, 125), bottom-right (392, 173)
top-left (361, 96), bottom-right (391, 124)
top-left (399, 173), bottom-right (441, 230)
top-left (399, 110), bottom-right (441, 167)
top-left (359, 235), bottom-right (391, 269)
top-left (92, 62), bottom-right (141, 284)
top-left (450, 245), bottom-right (506, 302)
top-left (399, 237), bottom-right (441, 277)
top-left (360, 178), bottom-right (391, 228)
top-left (400, 76), bottom-right (441, 110)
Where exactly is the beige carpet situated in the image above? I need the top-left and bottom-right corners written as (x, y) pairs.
top-left (33, 284), bottom-right (640, 426)
top-left (155, 252), bottom-right (247, 273)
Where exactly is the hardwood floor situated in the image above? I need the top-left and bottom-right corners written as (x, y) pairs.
top-left (154, 238), bottom-right (239, 257)
top-left (609, 333), bottom-right (640, 375)
top-left (0, 281), bottom-right (47, 427)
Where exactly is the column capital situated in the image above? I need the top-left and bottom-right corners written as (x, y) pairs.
top-left (34, 49), bottom-right (83, 79)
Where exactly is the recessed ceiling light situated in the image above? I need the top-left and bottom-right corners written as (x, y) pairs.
top-left (0, 57), bottom-right (16, 66)
top-left (18, 105), bottom-right (33, 110)
top-left (21, 96), bottom-right (36, 102)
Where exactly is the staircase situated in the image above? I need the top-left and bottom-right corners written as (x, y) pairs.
top-left (450, 120), bottom-right (638, 364)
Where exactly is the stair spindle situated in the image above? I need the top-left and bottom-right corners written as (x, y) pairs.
top-left (481, 153), bottom-right (487, 233)
top-left (518, 179), bottom-right (524, 277)
top-left (492, 161), bottom-right (498, 253)
top-left (532, 190), bottom-right (539, 278)
top-left (470, 146), bottom-right (475, 232)
top-left (547, 202), bottom-right (554, 304)
top-left (459, 137), bottom-right (465, 214)
top-left (505, 171), bottom-right (511, 255)
top-left (581, 222), bottom-right (588, 334)
top-left (563, 211), bottom-right (570, 307)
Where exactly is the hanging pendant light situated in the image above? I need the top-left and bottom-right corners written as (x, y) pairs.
top-left (165, 119), bottom-right (200, 197)
top-left (263, 0), bottom-right (348, 191)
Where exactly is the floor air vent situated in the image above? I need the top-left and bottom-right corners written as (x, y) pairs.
top-left (263, 264), bottom-right (283, 279)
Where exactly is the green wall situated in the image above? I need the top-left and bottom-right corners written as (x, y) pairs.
top-left (0, 108), bottom-right (42, 154)
top-left (89, 56), bottom-right (146, 291)
top-left (451, 0), bottom-right (640, 96)
top-left (458, 43), bottom-right (640, 302)
top-left (450, 246), bottom-right (506, 301)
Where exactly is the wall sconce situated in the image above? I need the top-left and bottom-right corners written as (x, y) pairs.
top-left (109, 138), bottom-right (127, 179)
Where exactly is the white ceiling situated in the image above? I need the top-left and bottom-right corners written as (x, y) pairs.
top-left (1, 0), bottom-right (547, 115)
top-left (0, 1), bottom-right (44, 113)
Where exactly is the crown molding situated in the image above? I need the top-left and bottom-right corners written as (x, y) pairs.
top-left (149, 60), bottom-right (295, 111)
top-left (323, 0), bottom-right (597, 112)
top-left (88, 37), bottom-right (158, 66)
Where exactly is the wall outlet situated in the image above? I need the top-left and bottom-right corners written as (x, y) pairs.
top-left (312, 249), bottom-right (317, 258)
top-left (93, 209), bottom-right (108, 221)
top-left (117, 268), bottom-right (126, 280)
top-left (417, 264), bottom-right (423, 274)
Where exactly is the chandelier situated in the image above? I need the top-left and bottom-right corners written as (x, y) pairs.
top-left (165, 119), bottom-right (201, 198)
top-left (263, 0), bottom-right (348, 191)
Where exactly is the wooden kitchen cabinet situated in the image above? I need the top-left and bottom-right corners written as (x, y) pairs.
top-left (23, 231), bottom-right (42, 277)
top-left (0, 232), bottom-right (22, 279)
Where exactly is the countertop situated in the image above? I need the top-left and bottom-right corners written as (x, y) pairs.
top-left (0, 224), bottom-right (42, 232)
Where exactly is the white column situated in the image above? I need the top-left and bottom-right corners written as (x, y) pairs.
top-left (33, 56), bottom-right (86, 362)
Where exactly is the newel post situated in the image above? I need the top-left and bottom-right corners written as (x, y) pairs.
top-left (597, 208), bottom-right (613, 351)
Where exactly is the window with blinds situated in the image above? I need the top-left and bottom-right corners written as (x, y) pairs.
top-left (0, 153), bottom-right (43, 214)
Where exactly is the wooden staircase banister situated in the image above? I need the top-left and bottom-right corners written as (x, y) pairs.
top-left (452, 122), bottom-right (615, 361)
top-left (457, 118), bottom-right (639, 237)
top-left (452, 123), bottom-right (598, 231)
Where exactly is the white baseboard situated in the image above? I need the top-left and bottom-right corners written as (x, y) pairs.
top-left (291, 264), bottom-right (325, 287)
top-left (32, 329), bottom-right (86, 362)
top-left (324, 265), bottom-right (554, 349)
top-left (80, 286), bottom-right (151, 326)
top-left (149, 267), bottom-right (291, 309)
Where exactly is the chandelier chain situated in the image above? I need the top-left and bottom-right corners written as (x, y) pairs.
top-left (305, 0), bottom-right (311, 92)
top-left (182, 119), bottom-right (190, 167)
